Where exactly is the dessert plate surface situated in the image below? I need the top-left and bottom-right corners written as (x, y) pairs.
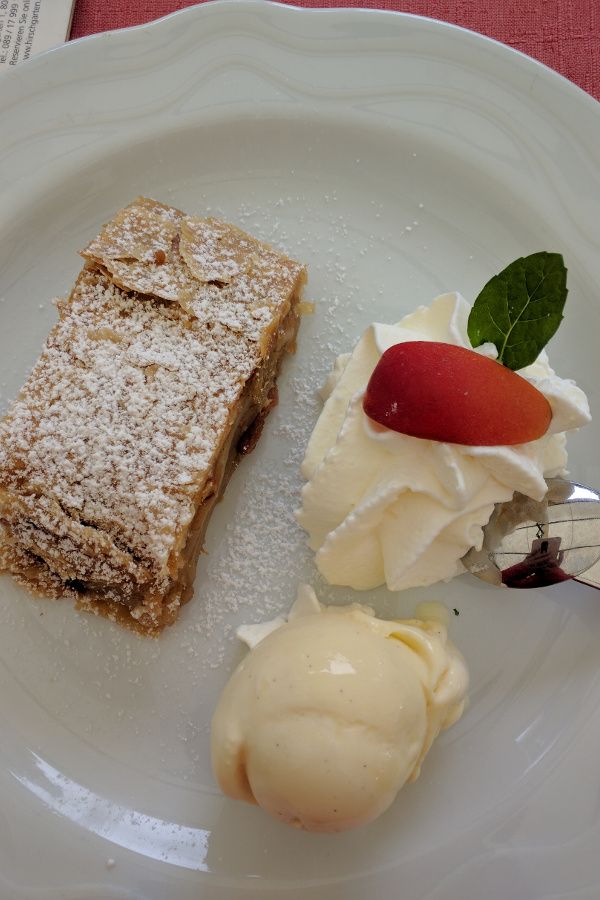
top-left (1, 3), bottom-right (600, 898)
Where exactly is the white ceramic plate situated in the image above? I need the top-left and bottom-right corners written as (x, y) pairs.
top-left (2, 3), bottom-right (600, 898)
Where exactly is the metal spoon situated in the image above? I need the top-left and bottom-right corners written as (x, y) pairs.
top-left (462, 478), bottom-right (600, 588)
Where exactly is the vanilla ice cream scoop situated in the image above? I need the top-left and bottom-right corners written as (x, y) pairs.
top-left (211, 585), bottom-right (468, 833)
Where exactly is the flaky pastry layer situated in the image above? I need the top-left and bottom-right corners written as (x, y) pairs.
top-left (0, 198), bottom-right (306, 635)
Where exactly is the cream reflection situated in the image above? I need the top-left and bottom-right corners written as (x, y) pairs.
top-left (320, 652), bottom-right (357, 676)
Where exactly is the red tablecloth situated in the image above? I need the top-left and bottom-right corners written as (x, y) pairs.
top-left (70, 0), bottom-right (600, 101)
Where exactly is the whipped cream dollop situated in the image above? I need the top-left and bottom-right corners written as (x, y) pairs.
top-left (211, 585), bottom-right (468, 832)
top-left (297, 293), bottom-right (590, 591)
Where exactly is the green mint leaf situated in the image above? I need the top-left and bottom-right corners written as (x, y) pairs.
top-left (467, 252), bottom-right (567, 370)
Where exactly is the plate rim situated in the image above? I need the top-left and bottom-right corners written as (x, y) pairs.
top-left (4, 0), bottom-right (598, 116)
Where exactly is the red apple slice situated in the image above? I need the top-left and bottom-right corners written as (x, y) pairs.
top-left (363, 341), bottom-right (552, 446)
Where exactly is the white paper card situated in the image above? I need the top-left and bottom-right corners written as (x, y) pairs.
top-left (0, 0), bottom-right (74, 67)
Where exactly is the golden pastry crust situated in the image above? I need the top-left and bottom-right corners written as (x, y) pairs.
top-left (0, 198), bottom-right (306, 635)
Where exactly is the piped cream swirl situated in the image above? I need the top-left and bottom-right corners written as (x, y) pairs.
top-left (297, 293), bottom-right (590, 591)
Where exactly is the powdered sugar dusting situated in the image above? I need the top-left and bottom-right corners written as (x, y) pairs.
top-left (181, 217), bottom-right (248, 283)
top-left (0, 270), bottom-right (258, 574)
top-left (0, 198), bottom-right (306, 631)
top-left (165, 196), bottom-right (372, 673)
top-left (0, 189), bottom-right (388, 782)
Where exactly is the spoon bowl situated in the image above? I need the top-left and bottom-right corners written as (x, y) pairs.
top-left (462, 478), bottom-right (600, 588)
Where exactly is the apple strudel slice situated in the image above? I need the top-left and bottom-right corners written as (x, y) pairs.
top-left (0, 198), bottom-right (306, 635)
